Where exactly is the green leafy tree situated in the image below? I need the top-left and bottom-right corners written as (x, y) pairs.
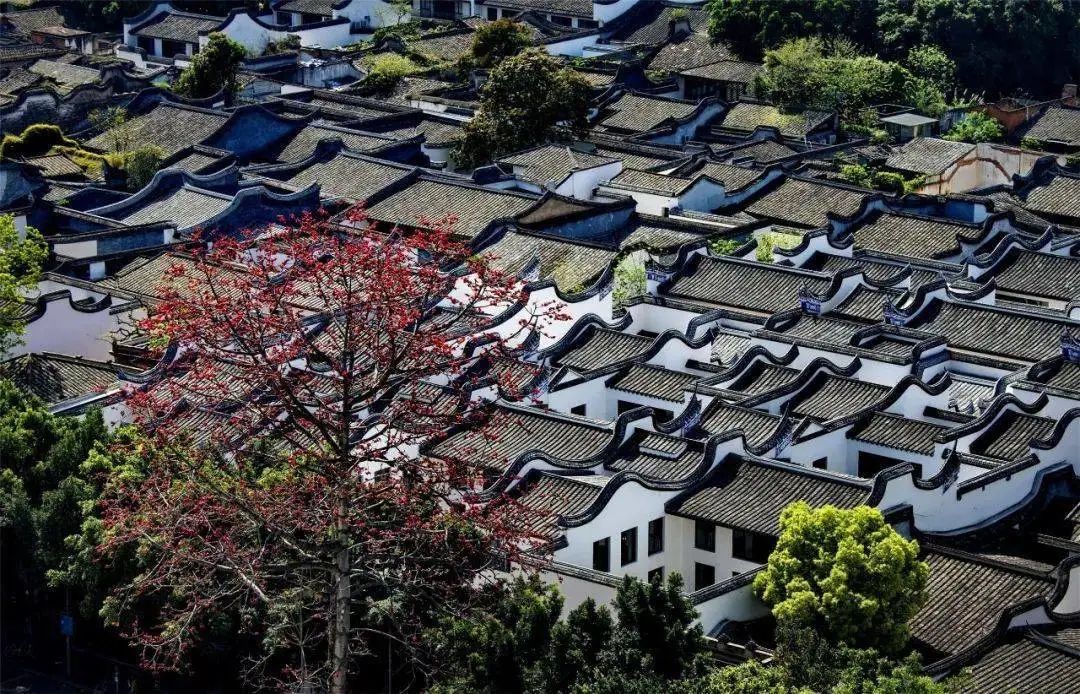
top-left (839, 163), bottom-right (873, 188)
top-left (454, 49), bottom-right (590, 169)
top-left (0, 123), bottom-right (76, 159)
top-left (943, 111), bottom-right (1004, 144)
top-left (753, 503), bottom-right (929, 655)
top-left (0, 215), bottom-right (47, 355)
top-left (124, 145), bottom-right (165, 191)
top-left (710, 238), bottom-right (744, 256)
top-left (360, 53), bottom-right (421, 95)
top-left (465, 18), bottom-right (531, 69)
top-left (755, 234), bottom-right (775, 262)
top-left (706, 0), bottom-right (879, 60)
top-left (904, 44), bottom-right (956, 93)
top-left (174, 32), bottom-right (248, 99)
top-left (88, 106), bottom-right (131, 156)
top-left (534, 598), bottom-right (614, 693)
top-left (613, 254), bottom-right (647, 309)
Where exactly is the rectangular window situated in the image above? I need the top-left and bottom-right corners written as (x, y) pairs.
top-left (694, 562), bottom-right (715, 590)
top-left (647, 517), bottom-right (664, 555)
top-left (549, 14), bottom-right (572, 26)
top-left (578, 18), bottom-right (599, 29)
top-left (486, 7), bottom-right (498, 19)
top-left (620, 528), bottom-right (638, 566)
top-left (617, 400), bottom-right (638, 415)
top-left (857, 451), bottom-right (902, 478)
top-left (571, 404), bottom-right (586, 416)
top-left (592, 538), bottom-right (610, 572)
top-left (694, 520), bottom-right (715, 552)
top-left (648, 567), bottom-right (664, 584)
top-left (731, 529), bottom-right (777, 563)
top-left (812, 457), bottom-right (828, 470)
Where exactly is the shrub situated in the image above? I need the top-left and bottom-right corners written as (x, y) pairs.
top-left (361, 53), bottom-right (421, 94)
top-left (125, 145), bottom-right (165, 191)
top-left (943, 111), bottom-right (1004, 143)
top-left (0, 124), bottom-right (76, 159)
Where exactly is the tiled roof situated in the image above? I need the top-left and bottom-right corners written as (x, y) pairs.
top-left (501, 145), bottom-right (618, 186)
top-left (1018, 173), bottom-right (1080, 224)
top-left (609, 363), bottom-right (698, 401)
top-left (292, 94), bottom-right (397, 120)
top-left (726, 362), bottom-right (801, 397)
top-left (1, 7), bottom-right (65, 34)
top-left (790, 374), bottom-right (890, 421)
top-left (850, 212), bottom-right (975, 260)
top-left (712, 331), bottom-right (750, 365)
top-left (279, 153), bottom-right (410, 203)
top-left (969, 410), bottom-right (1056, 461)
top-left (0, 66), bottom-right (43, 94)
top-left (596, 93), bottom-right (698, 133)
top-left (85, 103), bottom-right (228, 158)
top-left (407, 29), bottom-right (476, 64)
top-left (557, 328), bottom-right (653, 373)
top-left (608, 433), bottom-right (703, 482)
top-left (28, 59), bottom-right (101, 91)
top-left (607, 4), bottom-right (710, 45)
top-left (0, 353), bottom-right (120, 405)
top-left (985, 250), bottom-right (1080, 302)
top-left (1021, 106), bottom-right (1080, 146)
top-left (479, 230), bottom-right (614, 293)
top-left (717, 139), bottom-right (797, 163)
top-left (914, 301), bottom-right (1067, 363)
top-left (431, 406), bottom-right (612, 470)
top-left (369, 117), bottom-right (464, 147)
top-left (1039, 360), bottom-right (1080, 394)
top-left (848, 412), bottom-right (947, 455)
top-left (132, 11), bottom-right (223, 43)
top-left (911, 548), bottom-right (1053, 656)
top-left (964, 629), bottom-right (1080, 694)
top-left (718, 102), bottom-right (833, 139)
top-left (0, 42), bottom-right (66, 63)
top-left (620, 221), bottom-right (705, 251)
top-left (667, 257), bottom-right (830, 314)
top-left (167, 150), bottom-right (225, 174)
top-left (512, 473), bottom-right (606, 540)
top-left (271, 124), bottom-right (394, 163)
top-left (671, 458), bottom-right (868, 535)
top-left (679, 60), bottom-right (763, 84)
top-left (591, 143), bottom-right (677, 171)
top-left (481, 0), bottom-right (593, 17)
top-left (885, 137), bottom-right (974, 175)
top-left (115, 186), bottom-right (231, 228)
top-left (23, 153), bottom-right (84, 178)
top-left (365, 178), bottom-right (536, 238)
top-left (606, 168), bottom-right (692, 195)
top-left (646, 33), bottom-right (737, 74)
top-left (697, 401), bottom-right (780, 446)
top-left (694, 162), bottom-right (763, 191)
top-left (277, 0), bottom-right (336, 15)
top-left (742, 177), bottom-right (868, 228)
top-left (810, 253), bottom-right (939, 289)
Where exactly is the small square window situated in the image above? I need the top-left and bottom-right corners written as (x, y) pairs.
top-left (694, 562), bottom-right (715, 590)
top-left (648, 567), bottom-right (664, 584)
top-left (486, 7), bottom-right (498, 20)
top-left (571, 404), bottom-right (586, 416)
top-left (592, 538), bottom-right (610, 572)
top-left (732, 529), bottom-right (776, 563)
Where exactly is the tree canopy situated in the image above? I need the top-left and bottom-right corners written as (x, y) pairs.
top-left (0, 214), bottom-right (48, 355)
top-left (454, 48), bottom-right (590, 169)
top-left (753, 503), bottom-right (929, 654)
top-left (943, 111), bottom-right (1005, 143)
top-left (173, 32), bottom-right (247, 99)
top-left (465, 18), bottom-right (532, 69)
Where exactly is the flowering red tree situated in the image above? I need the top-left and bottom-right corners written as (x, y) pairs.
top-left (95, 211), bottom-right (564, 692)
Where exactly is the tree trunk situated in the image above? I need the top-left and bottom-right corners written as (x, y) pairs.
top-left (329, 507), bottom-right (350, 694)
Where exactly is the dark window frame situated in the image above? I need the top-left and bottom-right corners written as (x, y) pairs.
top-left (694, 520), bottom-right (715, 552)
top-left (694, 562), bottom-right (715, 590)
top-left (592, 537), bottom-right (610, 572)
top-left (647, 517), bottom-right (664, 555)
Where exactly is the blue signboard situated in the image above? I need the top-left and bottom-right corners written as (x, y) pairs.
top-left (60, 613), bottom-right (74, 637)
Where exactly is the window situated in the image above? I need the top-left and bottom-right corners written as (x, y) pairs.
top-left (549, 14), bottom-right (572, 26)
top-left (648, 567), bottom-right (664, 584)
top-left (277, 11), bottom-right (292, 24)
top-left (571, 404), bottom-right (586, 416)
top-left (654, 407), bottom-right (675, 423)
top-left (647, 517), bottom-right (664, 555)
top-left (486, 7), bottom-right (498, 19)
top-left (617, 400), bottom-right (638, 415)
top-left (812, 457), bottom-right (828, 470)
top-left (694, 520), bottom-right (715, 552)
top-left (620, 528), bottom-right (638, 566)
top-left (136, 35), bottom-right (154, 54)
top-left (578, 18), bottom-right (599, 29)
top-left (694, 562), bottom-right (715, 590)
top-left (592, 538), bottom-right (610, 572)
top-left (731, 529), bottom-right (776, 563)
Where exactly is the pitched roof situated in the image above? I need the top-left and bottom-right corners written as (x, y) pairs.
top-left (718, 102), bottom-right (833, 139)
top-left (984, 249), bottom-right (1080, 302)
top-left (595, 93), bottom-right (699, 133)
top-left (22, 153), bottom-right (84, 178)
top-left (910, 548), bottom-right (1054, 656)
top-left (725, 362), bottom-right (801, 397)
top-left (270, 124), bottom-right (394, 163)
top-left (609, 363), bottom-right (698, 402)
top-left (512, 472), bottom-right (606, 540)
top-left (480, 0), bottom-right (593, 17)
top-left (646, 33), bottom-right (736, 74)
top-left (913, 301), bottom-right (1069, 363)
top-left (1021, 106), bottom-right (1080, 147)
top-left (789, 374), bottom-right (891, 421)
top-left (606, 3), bottom-right (710, 45)
top-left (276, 0), bottom-right (337, 15)
top-left (680, 60), bottom-right (763, 84)
top-left (606, 168), bottom-right (694, 195)
top-left (0, 353), bottom-right (120, 405)
top-left (849, 212), bottom-right (976, 260)
top-left (608, 432), bottom-right (704, 482)
top-left (885, 137), bottom-right (974, 175)
top-left (557, 328), bottom-right (653, 373)
top-left (666, 257), bottom-right (830, 314)
top-left (479, 230), bottom-right (614, 293)
top-left (277, 152), bottom-right (411, 202)
top-left (28, 59), bottom-right (101, 91)
top-left (969, 410), bottom-right (1056, 461)
top-left (407, 29), bottom-right (476, 65)
top-left (1, 6), bottom-right (66, 34)
top-left (0, 66), bottom-right (43, 95)
top-left (431, 405), bottom-right (612, 470)
top-left (365, 178), bottom-right (536, 238)
top-left (717, 139), bottom-right (797, 163)
top-left (1017, 173), bottom-right (1080, 224)
top-left (114, 186), bottom-right (231, 228)
top-left (697, 401), bottom-right (780, 446)
top-left (963, 628), bottom-right (1080, 694)
top-left (742, 177), bottom-right (868, 228)
top-left (670, 458), bottom-right (868, 535)
top-left (848, 412), bottom-right (947, 455)
top-left (501, 145), bottom-right (618, 186)
top-left (131, 11), bottom-right (223, 43)
top-left (85, 102), bottom-right (228, 158)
